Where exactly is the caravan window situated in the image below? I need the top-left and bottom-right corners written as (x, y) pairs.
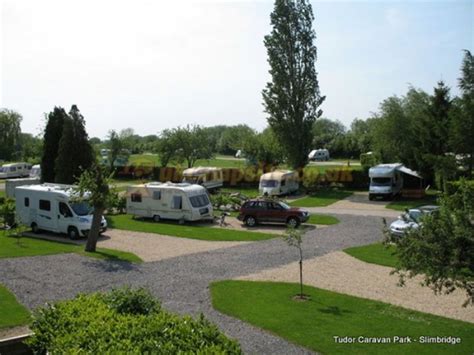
top-left (10, 167), bottom-right (16, 172)
top-left (39, 200), bottom-right (51, 211)
top-left (131, 193), bottom-right (142, 203)
top-left (153, 191), bottom-right (161, 200)
top-left (261, 180), bottom-right (278, 187)
top-left (24, 198), bottom-right (29, 207)
top-left (171, 196), bottom-right (182, 209)
top-left (189, 194), bottom-right (209, 208)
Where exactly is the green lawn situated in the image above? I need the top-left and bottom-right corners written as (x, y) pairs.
top-left (344, 243), bottom-right (398, 268)
top-left (107, 214), bottom-right (276, 241)
top-left (0, 284), bottom-right (30, 329)
top-left (290, 190), bottom-right (353, 207)
top-left (386, 191), bottom-right (439, 211)
top-left (0, 190), bottom-right (5, 199)
top-left (220, 186), bottom-right (260, 198)
top-left (0, 233), bottom-right (142, 263)
top-left (307, 214), bottom-right (340, 225)
top-left (211, 281), bottom-right (474, 355)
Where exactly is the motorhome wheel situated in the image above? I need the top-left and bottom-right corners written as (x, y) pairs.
top-left (68, 227), bottom-right (79, 240)
top-left (153, 215), bottom-right (160, 222)
top-left (31, 223), bottom-right (40, 234)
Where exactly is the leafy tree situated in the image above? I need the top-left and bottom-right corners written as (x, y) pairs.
top-left (312, 118), bottom-right (345, 148)
top-left (69, 105), bottom-right (94, 174)
top-left (155, 129), bottom-right (182, 167)
top-left (106, 130), bottom-right (125, 171)
top-left (283, 227), bottom-right (306, 299)
top-left (173, 125), bottom-right (213, 168)
top-left (75, 164), bottom-right (113, 252)
top-left (55, 117), bottom-right (76, 184)
top-left (450, 50), bottom-right (474, 177)
top-left (217, 125), bottom-right (254, 155)
top-left (263, 0), bottom-right (325, 169)
top-left (19, 133), bottom-right (42, 162)
top-left (41, 107), bottom-right (67, 182)
top-left (242, 127), bottom-right (284, 166)
top-left (385, 180), bottom-right (474, 306)
top-left (0, 109), bottom-right (22, 161)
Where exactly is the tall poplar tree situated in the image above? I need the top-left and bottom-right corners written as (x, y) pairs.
top-left (263, 0), bottom-right (325, 169)
top-left (41, 107), bottom-right (67, 183)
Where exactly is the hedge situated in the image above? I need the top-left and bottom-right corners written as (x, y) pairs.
top-left (27, 287), bottom-right (241, 354)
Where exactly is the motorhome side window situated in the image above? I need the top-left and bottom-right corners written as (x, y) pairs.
top-left (171, 196), bottom-right (182, 209)
top-left (39, 200), bottom-right (51, 211)
top-left (153, 191), bottom-right (161, 200)
top-left (24, 198), bottom-right (29, 207)
top-left (59, 202), bottom-right (73, 217)
top-left (131, 193), bottom-right (142, 203)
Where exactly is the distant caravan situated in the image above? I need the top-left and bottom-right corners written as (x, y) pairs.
top-left (308, 149), bottom-right (330, 161)
top-left (182, 167), bottom-right (223, 191)
top-left (259, 170), bottom-right (299, 196)
top-left (126, 182), bottom-right (213, 223)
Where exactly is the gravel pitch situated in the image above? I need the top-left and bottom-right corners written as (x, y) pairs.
top-left (0, 214), bottom-right (388, 354)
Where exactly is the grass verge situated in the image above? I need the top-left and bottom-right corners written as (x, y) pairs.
top-left (386, 191), bottom-right (439, 211)
top-left (290, 190), bottom-right (353, 207)
top-left (0, 284), bottom-right (30, 329)
top-left (307, 214), bottom-right (340, 225)
top-left (344, 243), bottom-right (398, 268)
top-left (211, 280), bottom-right (474, 354)
top-left (0, 233), bottom-right (142, 263)
top-left (107, 214), bottom-right (276, 241)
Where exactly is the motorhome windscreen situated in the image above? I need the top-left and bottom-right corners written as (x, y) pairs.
top-left (71, 201), bottom-right (93, 216)
top-left (189, 194), bottom-right (210, 208)
top-left (371, 177), bottom-right (392, 186)
top-left (261, 180), bottom-right (278, 187)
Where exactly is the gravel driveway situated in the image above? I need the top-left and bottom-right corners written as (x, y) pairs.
top-left (0, 214), bottom-right (389, 354)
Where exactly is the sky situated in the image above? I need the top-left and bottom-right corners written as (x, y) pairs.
top-left (1, 0), bottom-right (472, 139)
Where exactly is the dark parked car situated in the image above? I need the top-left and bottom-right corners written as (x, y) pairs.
top-left (237, 199), bottom-right (310, 228)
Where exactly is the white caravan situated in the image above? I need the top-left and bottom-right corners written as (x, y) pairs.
top-left (308, 149), bottom-right (330, 161)
top-left (259, 170), bottom-right (299, 196)
top-left (29, 164), bottom-right (41, 179)
top-left (126, 182), bottom-right (213, 222)
top-left (182, 167), bottom-right (223, 190)
top-left (15, 184), bottom-right (107, 239)
top-left (368, 163), bottom-right (404, 200)
top-left (5, 177), bottom-right (40, 198)
top-left (0, 163), bottom-right (31, 179)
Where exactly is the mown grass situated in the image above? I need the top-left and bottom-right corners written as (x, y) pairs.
top-left (386, 191), bottom-right (439, 211)
top-left (344, 243), bottom-right (398, 268)
top-left (307, 214), bottom-right (340, 225)
top-left (289, 190), bottom-right (353, 207)
top-left (0, 233), bottom-right (142, 263)
top-left (0, 284), bottom-right (30, 329)
top-left (107, 214), bottom-right (276, 241)
top-left (211, 281), bottom-right (474, 355)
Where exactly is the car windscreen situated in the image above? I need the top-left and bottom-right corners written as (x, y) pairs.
top-left (261, 179), bottom-right (278, 187)
top-left (70, 201), bottom-right (93, 216)
top-left (189, 194), bottom-right (210, 208)
top-left (371, 177), bottom-right (392, 186)
top-left (279, 202), bottom-right (291, 210)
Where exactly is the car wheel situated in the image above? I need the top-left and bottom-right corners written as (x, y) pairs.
top-left (245, 216), bottom-right (257, 227)
top-left (68, 227), bottom-right (79, 240)
top-left (153, 215), bottom-right (160, 223)
top-left (31, 223), bottom-right (40, 234)
top-left (287, 217), bottom-right (300, 228)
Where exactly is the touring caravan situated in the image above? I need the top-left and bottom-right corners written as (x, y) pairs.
top-left (182, 167), bottom-right (223, 190)
top-left (259, 170), bottom-right (299, 196)
top-left (5, 177), bottom-right (40, 198)
top-left (308, 149), bottom-right (330, 161)
top-left (126, 182), bottom-right (213, 222)
top-left (29, 164), bottom-right (41, 179)
top-left (0, 163), bottom-right (31, 179)
top-left (368, 164), bottom-right (404, 200)
top-left (15, 184), bottom-right (107, 239)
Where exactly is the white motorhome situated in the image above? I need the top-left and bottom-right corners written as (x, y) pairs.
top-left (126, 182), bottom-right (213, 222)
top-left (308, 149), bottom-right (330, 161)
top-left (5, 177), bottom-right (40, 198)
top-left (0, 163), bottom-right (31, 179)
top-left (259, 170), bottom-right (299, 196)
top-left (368, 164), bottom-right (404, 200)
top-left (15, 184), bottom-right (107, 239)
top-left (182, 167), bottom-right (223, 190)
top-left (29, 164), bottom-right (41, 179)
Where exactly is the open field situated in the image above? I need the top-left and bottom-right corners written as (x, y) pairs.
top-left (107, 214), bottom-right (276, 241)
top-left (344, 242), bottom-right (398, 268)
top-left (289, 189), bottom-right (353, 207)
top-left (0, 284), bottom-right (30, 330)
top-left (0, 233), bottom-right (142, 263)
top-left (211, 280), bottom-right (474, 354)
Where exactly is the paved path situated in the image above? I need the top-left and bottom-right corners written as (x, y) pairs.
top-left (0, 214), bottom-right (388, 354)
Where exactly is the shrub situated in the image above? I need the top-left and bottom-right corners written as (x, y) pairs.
top-left (0, 198), bottom-right (16, 227)
top-left (27, 287), bottom-right (241, 354)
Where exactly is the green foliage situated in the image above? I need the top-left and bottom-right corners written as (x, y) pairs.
top-left (211, 280), bottom-right (474, 354)
top-left (385, 180), bottom-right (474, 306)
top-left (263, 0), bottom-right (324, 169)
top-left (0, 109), bottom-right (22, 161)
top-left (105, 130), bottom-right (128, 171)
top-left (41, 107), bottom-right (67, 183)
top-left (217, 124), bottom-right (254, 155)
top-left (312, 118), bottom-right (346, 156)
top-left (0, 198), bottom-right (16, 227)
top-left (27, 288), bottom-right (241, 354)
top-left (242, 127), bottom-right (285, 166)
top-left (360, 151), bottom-right (380, 171)
top-left (0, 284), bottom-right (31, 329)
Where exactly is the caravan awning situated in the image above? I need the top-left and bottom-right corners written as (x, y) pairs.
top-left (397, 166), bottom-right (422, 179)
